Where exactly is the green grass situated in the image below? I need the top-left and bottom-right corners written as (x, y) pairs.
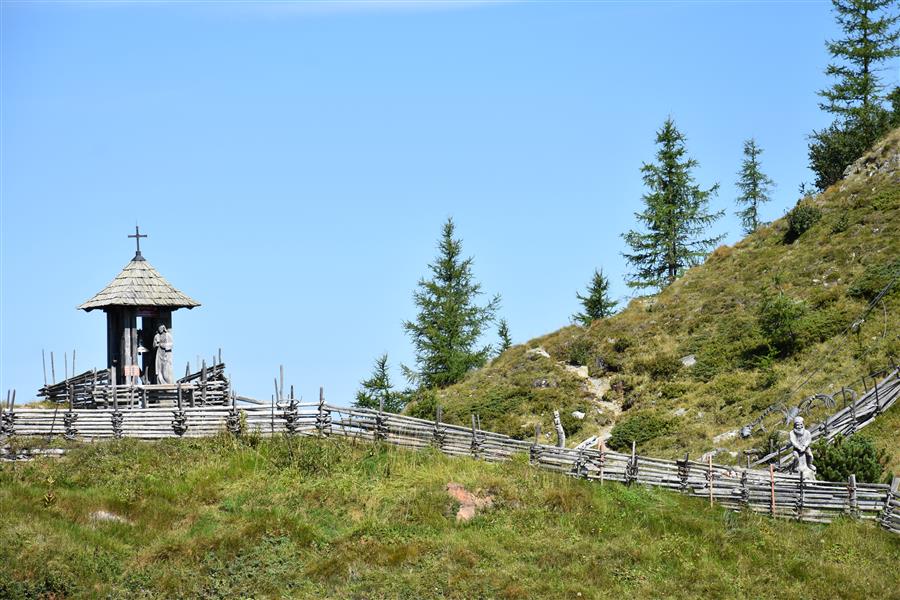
top-left (415, 128), bottom-right (900, 464)
top-left (2, 436), bottom-right (899, 599)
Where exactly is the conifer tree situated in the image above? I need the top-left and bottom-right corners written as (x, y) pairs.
top-left (403, 218), bottom-right (500, 389)
top-left (497, 319), bottom-right (512, 354)
top-left (355, 353), bottom-right (405, 413)
top-left (809, 0), bottom-right (899, 190)
top-left (819, 0), bottom-right (899, 119)
top-left (573, 269), bottom-right (617, 326)
top-left (734, 138), bottom-right (775, 234)
top-left (622, 118), bottom-right (723, 290)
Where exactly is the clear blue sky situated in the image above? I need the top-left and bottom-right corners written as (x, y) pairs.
top-left (2, 1), bottom-right (896, 404)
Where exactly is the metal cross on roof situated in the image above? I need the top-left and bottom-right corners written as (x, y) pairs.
top-left (128, 225), bottom-right (148, 260)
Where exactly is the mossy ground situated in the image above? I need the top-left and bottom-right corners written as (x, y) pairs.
top-left (2, 436), bottom-right (899, 599)
top-left (413, 129), bottom-right (900, 471)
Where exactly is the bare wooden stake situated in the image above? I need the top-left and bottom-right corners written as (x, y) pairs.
top-left (598, 437), bottom-right (606, 485)
top-left (42, 349), bottom-right (48, 387)
top-left (769, 464), bottom-right (776, 516)
top-left (708, 455), bottom-right (714, 507)
top-left (553, 409), bottom-right (566, 448)
top-left (64, 351), bottom-right (68, 381)
top-left (51, 351), bottom-right (56, 384)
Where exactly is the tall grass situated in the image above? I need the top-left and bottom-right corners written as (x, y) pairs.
top-left (1, 436), bottom-right (898, 599)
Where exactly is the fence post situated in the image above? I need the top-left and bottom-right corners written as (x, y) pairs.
top-left (740, 469), bottom-right (749, 507)
top-left (111, 388), bottom-right (123, 439)
top-left (769, 464), bottom-right (776, 516)
top-left (470, 414), bottom-right (482, 459)
top-left (1, 390), bottom-right (15, 437)
top-left (847, 474), bottom-right (858, 517)
top-left (873, 379), bottom-right (881, 415)
top-left (795, 471), bottom-right (805, 521)
top-left (374, 398), bottom-right (388, 442)
top-left (677, 453), bottom-right (690, 493)
top-left (226, 391), bottom-right (242, 436)
top-left (707, 455), bottom-right (714, 507)
top-left (172, 385), bottom-right (188, 436)
top-left (433, 405), bottom-right (446, 449)
top-left (63, 383), bottom-right (78, 441)
top-left (625, 440), bottom-right (638, 485)
top-left (315, 387), bottom-right (330, 437)
top-left (598, 438), bottom-right (606, 485)
top-left (529, 424), bottom-right (542, 465)
top-left (879, 477), bottom-right (899, 533)
top-left (201, 360), bottom-right (208, 405)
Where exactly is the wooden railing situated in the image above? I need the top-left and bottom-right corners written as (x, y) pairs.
top-left (2, 396), bottom-right (897, 536)
top-left (752, 367), bottom-right (900, 467)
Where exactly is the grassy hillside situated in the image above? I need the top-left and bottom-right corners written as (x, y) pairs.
top-left (411, 129), bottom-right (900, 470)
top-left (2, 435), bottom-right (899, 599)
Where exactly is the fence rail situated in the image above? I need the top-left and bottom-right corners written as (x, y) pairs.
top-left (2, 397), bottom-right (896, 536)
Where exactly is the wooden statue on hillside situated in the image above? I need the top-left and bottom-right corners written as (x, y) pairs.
top-left (153, 325), bottom-right (174, 384)
top-left (789, 416), bottom-right (816, 481)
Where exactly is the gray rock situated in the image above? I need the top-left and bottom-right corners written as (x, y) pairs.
top-left (91, 510), bottom-right (131, 524)
top-left (526, 347), bottom-right (551, 359)
top-left (680, 354), bottom-right (696, 367)
top-left (712, 429), bottom-right (738, 444)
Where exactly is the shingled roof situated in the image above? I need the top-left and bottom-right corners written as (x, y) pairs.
top-left (78, 257), bottom-right (200, 312)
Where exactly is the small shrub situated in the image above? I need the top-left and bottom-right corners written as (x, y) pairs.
top-left (784, 204), bottom-right (822, 243)
top-left (612, 337), bottom-right (632, 353)
top-left (590, 354), bottom-right (622, 377)
top-left (404, 389), bottom-right (438, 421)
top-left (754, 353), bottom-right (778, 390)
top-left (757, 293), bottom-right (807, 356)
top-left (634, 353), bottom-right (682, 381)
top-left (830, 212), bottom-right (850, 233)
top-left (848, 259), bottom-right (900, 301)
top-left (812, 435), bottom-right (888, 484)
top-left (607, 413), bottom-right (671, 451)
top-left (613, 335), bottom-right (634, 354)
top-left (564, 336), bottom-right (595, 367)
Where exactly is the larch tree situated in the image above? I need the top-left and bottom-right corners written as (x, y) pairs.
top-left (497, 319), bottom-right (512, 354)
top-left (809, 0), bottom-right (899, 189)
top-left (734, 138), bottom-right (775, 234)
top-left (355, 353), bottom-right (405, 413)
top-left (403, 218), bottom-right (500, 389)
top-left (573, 269), bottom-right (618, 326)
top-left (622, 118), bottom-right (723, 291)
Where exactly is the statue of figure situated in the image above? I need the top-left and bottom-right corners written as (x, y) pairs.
top-left (153, 325), bottom-right (174, 384)
top-left (789, 416), bottom-right (816, 480)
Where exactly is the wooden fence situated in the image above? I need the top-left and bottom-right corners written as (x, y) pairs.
top-left (753, 367), bottom-right (900, 467)
top-left (2, 395), bottom-right (897, 536)
top-left (36, 363), bottom-right (230, 409)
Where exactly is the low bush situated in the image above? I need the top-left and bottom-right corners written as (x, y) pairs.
top-left (812, 435), bottom-right (888, 484)
top-left (607, 413), bottom-right (671, 452)
top-left (633, 354), bottom-right (682, 381)
top-left (784, 203), bottom-right (822, 243)
top-left (612, 336), bottom-right (633, 353)
top-left (848, 259), bottom-right (900, 301)
top-left (564, 336), bottom-right (595, 367)
top-left (757, 293), bottom-right (807, 356)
